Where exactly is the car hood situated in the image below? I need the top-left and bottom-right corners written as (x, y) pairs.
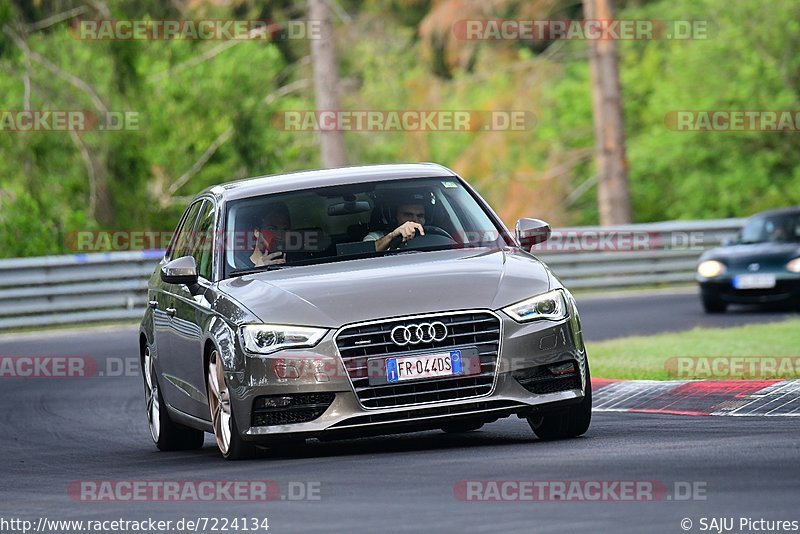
top-left (702, 242), bottom-right (800, 270)
top-left (217, 248), bottom-right (551, 327)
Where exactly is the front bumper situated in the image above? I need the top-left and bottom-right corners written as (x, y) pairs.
top-left (698, 273), bottom-right (800, 304)
top-left (226, 311), bottom-right (588, 442)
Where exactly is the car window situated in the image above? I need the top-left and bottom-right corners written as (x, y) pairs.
top-left (191, 200), bottom-right (216, 281)
top-left (223, 177), bottom-right (510, 277)
top-left (169, 200), bottom-right (204, 260)
top-left (741, 213), bottom-right (800, 244)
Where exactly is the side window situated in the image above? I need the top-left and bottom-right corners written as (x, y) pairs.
top-left (191, 200), bottom-right (216, 281)
top-left (170, 201), bottom-right (203, 260)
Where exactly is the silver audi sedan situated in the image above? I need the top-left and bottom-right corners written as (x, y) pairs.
top-left (139, 163), bottom-right (591, 459)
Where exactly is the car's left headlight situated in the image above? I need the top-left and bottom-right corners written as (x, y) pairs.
top-left (698, 260), bottom-right (726, 278)
top-left (787, 258), bottom-right (800, 273)
top-left (240, 324), bottom-right (327, 355)
top-left (503, 289), bottom-right (568, 323)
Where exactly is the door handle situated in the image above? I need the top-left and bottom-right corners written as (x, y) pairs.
top-left (148, 300), bottom-right (158, 309)
top-left (165, 307), bottom-right (176, 318)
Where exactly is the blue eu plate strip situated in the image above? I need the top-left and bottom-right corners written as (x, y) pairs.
top-left (451, 350), bottom-right (462, 374)
top-left (386, 358), bottom-right (399, 383)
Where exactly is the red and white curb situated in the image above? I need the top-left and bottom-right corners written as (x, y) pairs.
top-left (591, 379), bottom-right (800, 416)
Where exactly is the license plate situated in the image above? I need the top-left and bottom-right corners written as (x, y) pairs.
top-left (733, 274), bottom-right (776, 289)
top-left (386, 350), bottom-right (462, 383)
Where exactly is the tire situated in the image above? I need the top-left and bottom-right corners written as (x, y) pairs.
top-left (142, 345), bottom-right (204, 451)
top-left (441, 421), bottom-right (484, 433)
top-left (527, 365), bottom-right (592, 441)
top-left (207, 349), bottom-right (257, 460)
top-left (702, 295), bottom-right (727, 314)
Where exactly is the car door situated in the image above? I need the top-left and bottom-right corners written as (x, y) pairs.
top-left (168, 199), bottom-right (218, 420)
top-left (157, 199), bottom-right (204, 416)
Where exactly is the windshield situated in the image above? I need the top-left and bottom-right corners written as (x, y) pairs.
top-left (740, 213), bottom-right (800, 244)
top-left (222, 177), bottom-right (511, 278)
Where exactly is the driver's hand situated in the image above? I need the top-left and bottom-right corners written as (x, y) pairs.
top-left (391, 221), bottom-right (425, 243)
top-left (253, 250), bottom-right (286, 267)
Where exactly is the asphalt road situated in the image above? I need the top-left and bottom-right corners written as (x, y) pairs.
top-left (0, 292), bottom-right (798, 533)
top-left (579, 289), bottom-right (797, 341)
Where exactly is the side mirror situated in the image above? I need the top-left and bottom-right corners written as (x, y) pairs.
top-left (161, 255), bottom-right (199, 286)
top-left (516, 218), bottom-right (551, 249)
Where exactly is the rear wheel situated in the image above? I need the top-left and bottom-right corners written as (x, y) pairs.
top-left (702, 295), bottom-right (728, 313)
top-left (208, 349), bottom-right (257, 460)
top-left (527, 366), bottom-right (592, 441)
top-left (142, 345), bottom-right (204, 451)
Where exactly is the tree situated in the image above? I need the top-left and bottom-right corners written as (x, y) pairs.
top-left (584, 0), bottom-right (632, 225)
top-left (309, 0), bottom-right (347, 168)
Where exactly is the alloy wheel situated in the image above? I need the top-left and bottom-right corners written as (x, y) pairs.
top-left (207, 350), bottom-right (232, 455)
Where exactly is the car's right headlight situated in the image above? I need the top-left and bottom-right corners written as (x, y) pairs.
top-left (698, 260), bottom-right (726, 278)
top-left (787, 258), bottom-right (800, 273)
top-left (240, 324), bottom-right (327, 356)
top-left (502, 289), bottom-right (568, 323)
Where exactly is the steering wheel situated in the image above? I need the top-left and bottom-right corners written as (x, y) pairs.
top-left (388, 225), bottom-right (454, 249)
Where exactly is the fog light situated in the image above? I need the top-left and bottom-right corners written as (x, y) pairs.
top-left (548, 362), bottom-right (576, 376)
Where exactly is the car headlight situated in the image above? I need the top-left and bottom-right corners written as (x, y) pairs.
top-left (698, 260), bottom-right (726, 278)
top-left (240, 324), bottom-right (327, 355)
top-left (787, 258), bottom-right (800, 273)
top-left (503, 289), bottom-right (568, 323)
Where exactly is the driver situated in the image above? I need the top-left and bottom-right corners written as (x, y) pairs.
top-left (364, 193), bottom-right (427, 252)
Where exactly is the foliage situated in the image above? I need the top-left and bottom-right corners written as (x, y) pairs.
top-left (1, 0), bottom-right (799, 257)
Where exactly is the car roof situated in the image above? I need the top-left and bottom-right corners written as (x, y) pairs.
top-left (748, 206), bottom-right (800, 219)
top-left (198, 163), bottom-right (458, 202)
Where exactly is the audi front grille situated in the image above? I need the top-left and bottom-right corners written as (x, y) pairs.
top-left (334, 311), bottom-right (501, 409)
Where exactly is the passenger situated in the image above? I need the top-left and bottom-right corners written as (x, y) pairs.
top-left (235, 202), bottom-right (290, 268)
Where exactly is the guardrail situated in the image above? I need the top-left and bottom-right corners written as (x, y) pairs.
top-left (535, 218), bottom-right (745, 289)
top-left (0, 250), bottom-right (163, 330)
top-left (0, 218), bottom-right (746, 331)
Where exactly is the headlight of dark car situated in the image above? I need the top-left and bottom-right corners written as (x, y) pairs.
top-left (697, 259), bottom-right (727, 278)
top-left (240, 324), bottom-right (328, 356)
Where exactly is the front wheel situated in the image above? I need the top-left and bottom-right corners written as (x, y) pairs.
top-left (702, 295), bottom-right (728, 314)
top-left (527, 366), bottom-right (592, 441)
top-left (208, 349), bottom-right (257, 460)
top-left (142, 345), bottom-right (204, 451)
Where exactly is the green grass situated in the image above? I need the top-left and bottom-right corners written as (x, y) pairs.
top-left (587, 318), bottom-right (800, 380)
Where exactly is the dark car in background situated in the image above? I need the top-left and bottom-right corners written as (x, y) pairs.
top-left (697, 207), bottom-right (800, 313)
top-left (138, 163), bottom-right (591, 459)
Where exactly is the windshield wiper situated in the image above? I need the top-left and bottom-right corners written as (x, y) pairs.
top-left (380, 245), bottom-right (454, 256)
top-left (229, 264), bottom-right (292, 276)
top-left (380, 249), bottom-right (423, 256)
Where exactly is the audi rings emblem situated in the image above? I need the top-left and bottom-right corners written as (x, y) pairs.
top-left (390, 321), bottom-right (448, 346)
